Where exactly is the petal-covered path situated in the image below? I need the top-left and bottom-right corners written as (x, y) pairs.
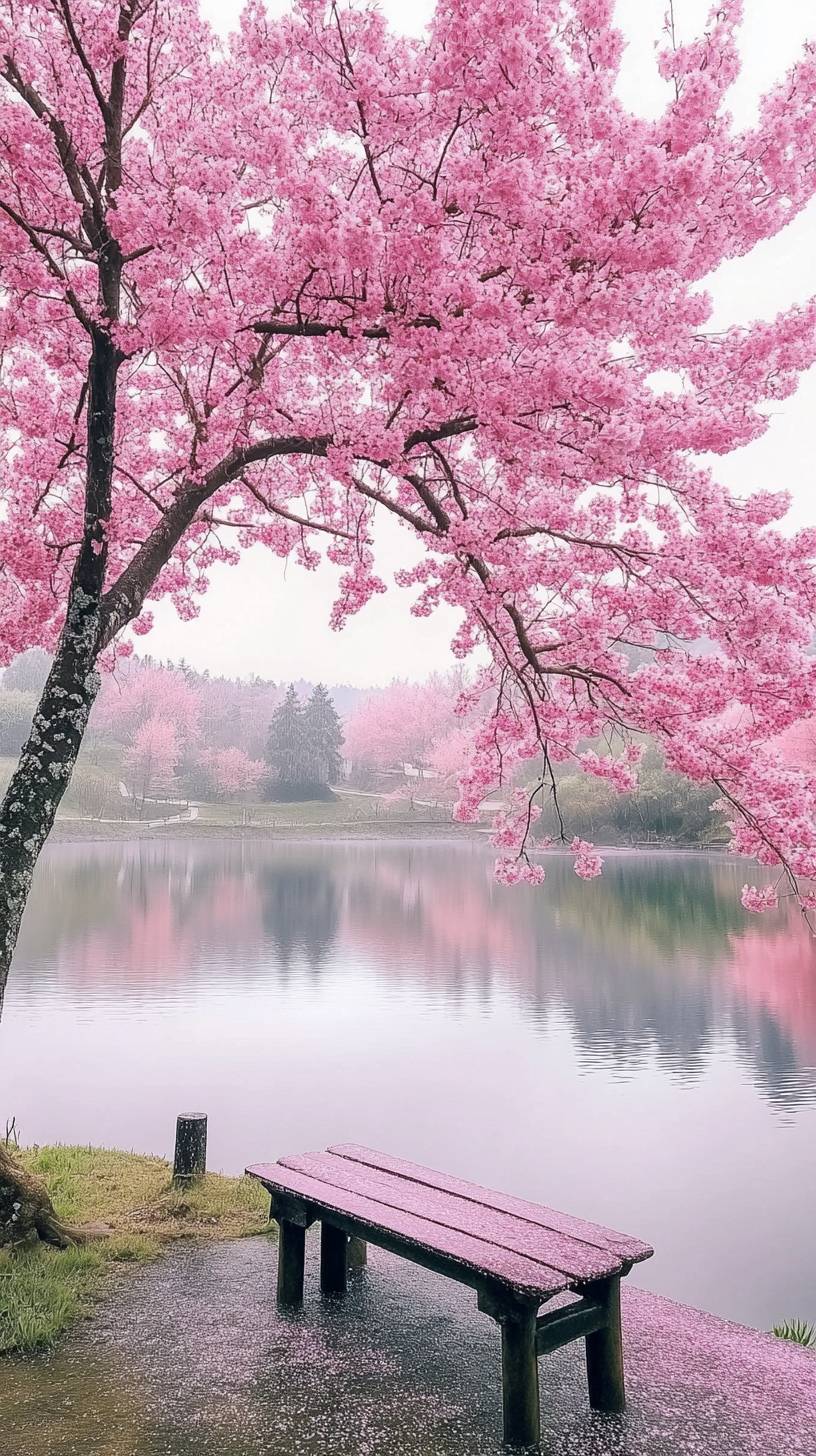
top-left (6, 1235), bottom-right (815, 1455)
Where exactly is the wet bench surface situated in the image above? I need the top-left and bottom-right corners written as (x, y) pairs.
top-left (247, 1145), bottom-right (653, 1448)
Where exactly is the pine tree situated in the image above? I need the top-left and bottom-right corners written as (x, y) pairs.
top-left (265, 685), bottom-right (306, 789)
top-left (303, 685), bottom-right (344, 786)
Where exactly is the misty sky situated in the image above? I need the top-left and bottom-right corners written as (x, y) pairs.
top-left (139, 0), bottom-right (816, 685)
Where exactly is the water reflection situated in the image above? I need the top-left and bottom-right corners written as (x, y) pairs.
top-left (259, 864), bottom-right (340, 971)
top-left (2, 838), bottom-right (815, 1329)
top-left (9, 839), bottom-right (816, 1107)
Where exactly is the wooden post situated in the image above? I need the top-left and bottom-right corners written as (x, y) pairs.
top-left (172, 1114), bottom-right (207, 1184)
top-left (348, 1235), bottom-right (368, 1270)
top-left (500, 1305), bottom-right (540, 1448)
top-left (320, 1221), bottom-right (348, 1295)
top-left (277, 1220), bottom-right (306, 1308)
top-left (585, 1276), bottom-right (625, 1413)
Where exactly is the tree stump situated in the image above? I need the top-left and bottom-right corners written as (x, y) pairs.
top-left (173, 1114), bottom-right (208, 1184)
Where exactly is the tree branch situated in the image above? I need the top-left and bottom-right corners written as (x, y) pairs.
top-left (352, 476), bottom-right (438, 533)
top-left (238, 474), bottom-right (354, 540)
top-left (98, 434), bottom-right (332, 642)
top-left (403, 415), bottom-right (477, 451)
top-left (1, 55), bottom-right (106, 241)
top-left (252, 314), bottom-right (442, 341)
top-left (0, 199), bottom-right (94, 330)
top-left (98, 412), bottom-right (477, 645)
top-left (49, 0), bottom-right (112, 122)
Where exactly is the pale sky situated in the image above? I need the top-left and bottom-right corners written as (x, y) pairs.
top-left (139, 0), bottom-right (816, 685)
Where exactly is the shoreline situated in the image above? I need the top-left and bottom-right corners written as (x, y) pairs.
top-left (49, 817), bottom-right (486, 844)
top-left (48, 816), bottom-right (728, 854)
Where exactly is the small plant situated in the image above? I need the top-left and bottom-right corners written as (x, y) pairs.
top-left (4, 1117), bottom-right (19, 1149)
top-left (773, 1319), bottom-right (816, 1348)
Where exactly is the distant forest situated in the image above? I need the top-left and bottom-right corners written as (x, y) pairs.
top-left (0, 648), bottom-right (360, 810)
top-left (1, 647), bottom-right (813, 846)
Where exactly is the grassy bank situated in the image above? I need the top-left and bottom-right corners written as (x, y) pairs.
top-left (0, 756), bottom-right (458, 832)
top-left (0, 1146), bottom-right (271, 1355)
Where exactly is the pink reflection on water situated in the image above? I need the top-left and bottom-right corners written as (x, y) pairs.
top-left (728, 913), bottom-right (816, 1070)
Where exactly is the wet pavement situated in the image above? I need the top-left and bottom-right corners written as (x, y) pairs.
top-left (4, 1234), bottom-right (815, 1455)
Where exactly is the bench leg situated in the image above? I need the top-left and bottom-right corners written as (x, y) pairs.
top-left (348, 1235), bottom-right (368, 1270)
top-left (320, 1221), bottom-right (348, 1295)
top-left (276, 1220), bottom-right (306, 1309)
top-left (501, 1306), bottom-right (540, 1447)
top-left (585, 1276), bottom-right (625, 1413)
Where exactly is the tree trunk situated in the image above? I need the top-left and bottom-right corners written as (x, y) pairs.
top-left (0, 1144), bottom-right (107, 1248)
top-left (0, 611), bottom-right (103, 1014)
top-left (0, 331), bottom-right (118, 1016)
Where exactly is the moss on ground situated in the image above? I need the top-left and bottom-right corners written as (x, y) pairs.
top-left (0, 1145), bottom-right (271, 1355)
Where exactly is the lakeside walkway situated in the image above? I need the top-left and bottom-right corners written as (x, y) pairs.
top-left (6, 1235), bottom-right (814, 1455)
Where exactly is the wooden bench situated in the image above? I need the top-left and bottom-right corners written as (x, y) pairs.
top-left (247, 1144), bottom-right (653, 1448)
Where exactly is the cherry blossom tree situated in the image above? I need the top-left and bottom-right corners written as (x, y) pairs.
top-left (344, 676), bottom-right (461, 774)
top-left (92, 660), bottom-right (201, 751)
top-left (2, 0), bottom-right (816, 1018)
top-left (201, 745), bottom-right (264, 799)
top-left (123, 715), bottom-right (179, 805)
top-left (427, 724), bottom-right (476, 801)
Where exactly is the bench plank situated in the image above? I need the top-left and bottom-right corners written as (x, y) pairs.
top-left (278, 1151), bottom-right (621, 1282)
top-left (247, 1160), bottom-right (571, 1299)
top-left (329, 1144), bottom-right (652, 1265)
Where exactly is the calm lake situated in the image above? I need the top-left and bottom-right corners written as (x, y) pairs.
top-left (1, 837), bottom-right (814, 1332)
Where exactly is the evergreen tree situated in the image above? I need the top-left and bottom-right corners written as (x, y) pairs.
top-left (265, 685), bottom-right (306, 788)
top-left (304, 685), bottom-right (344, 786)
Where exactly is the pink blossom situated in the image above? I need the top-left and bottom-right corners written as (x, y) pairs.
top-left (741, 884), bottom-right (780, 914)
top-left (494, 857), bottom-right (546, 887)
top-left (570, 837), bottom-right (604, 880)
top-left (203, 747), bottom-right (264, 799)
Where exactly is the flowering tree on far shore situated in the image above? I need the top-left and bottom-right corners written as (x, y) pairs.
top-left (123, 715), bottom-right (179, 805)
top-left (201, 746), bottom-right (264, 800)
top-left (344, 676), bottom-right (461, 775)
top-left (3, 0), bottom-right (816, 1014)
top-left (427, 726), bottom-right (478, 801)
top-left (93, 662), bottom-right (202, 752)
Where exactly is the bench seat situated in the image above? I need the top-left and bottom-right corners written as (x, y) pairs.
top-left (247, 1145), bottom-right (653, 1448)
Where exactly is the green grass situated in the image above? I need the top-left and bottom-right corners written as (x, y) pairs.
top-left (195, 795), bottom-right (450, 829)
top-left (0, 1244), bottom-right (112, 1354)
top-left (0, 1146), bottom-right (271, 1355)
top-left (198, 797), bottom-right (368, 827)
